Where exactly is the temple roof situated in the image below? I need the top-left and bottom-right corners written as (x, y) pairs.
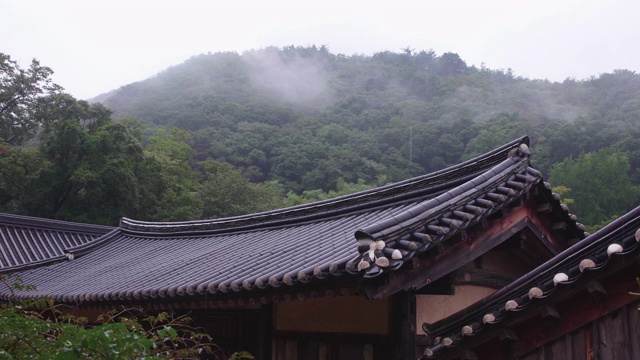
top-left (420, 204), bottom-right (640, 359)
top-left (0, 137), bottom-right (586, 305)
top-left (0, 213), bottom-right (113, 272)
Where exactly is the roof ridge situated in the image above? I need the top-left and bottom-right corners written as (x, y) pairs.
top-left (0, 255), bottom-right (67, 274)
top-left (65, 228), bottom-right (122, 258)
top-left (0, 213), bottom-right (114, 233)
top-left (348, 151), bottom-right (540, 278)
top-left (120, 137), bottom-right (530, 235)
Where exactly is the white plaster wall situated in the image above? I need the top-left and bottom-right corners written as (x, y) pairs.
top-left (415, 285), bottom-right (496, 333)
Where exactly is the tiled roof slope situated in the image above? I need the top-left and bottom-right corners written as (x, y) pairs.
top-left (0, 213), bottom-right (113, 272)
top-left (420, 204), bottom-right (640, 358)
top-left (346, 144), bottom-right (551, 278)
top-left (0, 137), bottom-right (584, 304)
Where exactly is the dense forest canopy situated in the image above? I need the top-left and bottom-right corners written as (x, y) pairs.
top-left (2, 46), bottom-right (640, 230)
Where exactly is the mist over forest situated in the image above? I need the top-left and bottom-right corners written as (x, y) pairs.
top-left (2, 46), bottom-right (640, 229)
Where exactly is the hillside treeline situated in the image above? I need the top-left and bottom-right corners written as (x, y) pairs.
top-left (2, 48), bottom-right (640, 229)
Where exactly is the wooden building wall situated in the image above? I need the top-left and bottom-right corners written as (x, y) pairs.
top-left (190, 308), bottom-right (265, 359)
top-left (416, 251), bottom-right (536, 331)
top-left (272, 296), bottom-right (391, 360)
top-left (416, 285), bottom-right (495, 329)
top-left (517, 302), bottom-right (640, 360)
top-left (274, 296), bottom-right (388, 334)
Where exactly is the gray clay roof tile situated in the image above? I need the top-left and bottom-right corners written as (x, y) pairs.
top-left (0, 213), bottom-right (113, 272)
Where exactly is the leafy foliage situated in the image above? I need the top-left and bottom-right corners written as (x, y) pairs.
top-left (0, 147), bottom-right (47, 213)
top-left (0, 275), bottom-right (252, 360)
top-left (199, 160), bottom-right (282, 219)
top-left (0, 53), bottom-right (63, 145)
top-left (283, 178), bottom-right (380, 206)
top-left (0, 91), bottom-right (286, 225)
top-left (549, 148), bottom-right (640, 225)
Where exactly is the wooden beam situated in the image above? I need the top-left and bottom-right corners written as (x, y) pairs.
top-left (552, 222), bottom-right (567, 230)
top-left (499, 329), bottom-right (519, 342)
top-left (492, 236), bottom-right (523, 251)
top-left (362, 206), bottom-right (532, 300)
top-left (537, 203), bottom-right (552, 213)
top-left (452, 268), bottom-right (515, 289)
top-left (522, 197), bottom-right (568, 254)
top-left (461, 350), bottom-right (478, 360)
top-left (518, 225), bottom-right (560, 265)
top-left (540, 305), bottom-right (560, 319)
top-left (586, 281), bottom-right (607, 298)
top-left (413, 273), bottom-right (455, 295)
top-left (500, 329), bottom-right (519, 358)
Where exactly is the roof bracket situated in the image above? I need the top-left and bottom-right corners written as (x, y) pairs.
top-left (541, 305), bottom-right (561, 319)
top-left (537, 203), bottom-right (552, 213)
top-left (552, 221), bottom-right (567, 230)
top-left (499, 328), bottom-right (519, 342)
top-left (586, 281), bottom-right (607, 298)
top-left (461, 350), bottom-right (478, 360)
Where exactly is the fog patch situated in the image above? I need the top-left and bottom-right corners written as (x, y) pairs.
top-left (241, 48), bottom-right (334, 108)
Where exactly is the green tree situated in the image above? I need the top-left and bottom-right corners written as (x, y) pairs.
top-left (199, 160), bottom-right (282, 219)
top-left (0, 147), bottom-right (47, 213)
top-left (56, 120), bottom-right (153, 224)
top-left (31, 95), bottom-right (120, 222)
top-left (549, 148), bottom-right (640, 226)
top-left (1, 94), bottom-right (166, 225)
top-left (0, 53), bottom-right (62, 145)
top-left (434, 52), bottom-right (468, 76)
top-left (283, 178), bottom-right (380, 206)
top-left (145, 128), bottom-right (203, 221)
top-left (462, 112), bottom-right (534, 159)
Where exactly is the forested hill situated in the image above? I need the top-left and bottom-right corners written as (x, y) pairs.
top-left (101, 46), bottom-right (640, 178)
top-left (2, 47), bottom-right (640, 228)
top-left (102, 46), bottom-right (600, 127)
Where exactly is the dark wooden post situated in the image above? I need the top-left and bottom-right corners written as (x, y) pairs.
top-left (390, 290), bottom-right (416, 360)
top-left (258, 303), bottom-right (273, 360)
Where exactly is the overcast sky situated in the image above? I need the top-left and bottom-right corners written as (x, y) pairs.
top-left (3, 0), bottom-right (639, 100)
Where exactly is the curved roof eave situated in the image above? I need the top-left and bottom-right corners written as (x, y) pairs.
top-left (1, 136), bottom-right (586, 305)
